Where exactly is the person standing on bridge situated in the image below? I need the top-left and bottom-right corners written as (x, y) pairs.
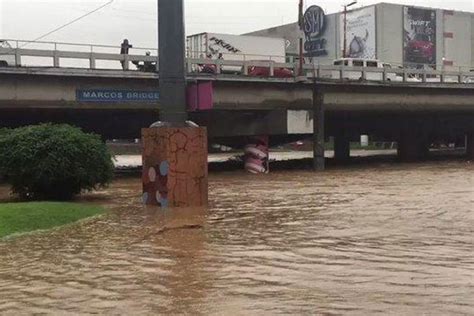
top-left (120, 39), bottom-right (133, 70)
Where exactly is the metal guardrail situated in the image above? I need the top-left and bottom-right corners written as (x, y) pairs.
top-left (0, 42), bottom-right (473, 84)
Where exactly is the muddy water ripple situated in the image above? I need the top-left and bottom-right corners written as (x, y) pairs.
top-left (0, 161), bottom-right (473, 314)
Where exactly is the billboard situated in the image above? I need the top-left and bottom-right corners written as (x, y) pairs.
top-left (403, 7), bottom-right (436, 66)
top-left (302, 5), bottom-right (329, 57)
top-left (340, 6), bottom-right (377, 59)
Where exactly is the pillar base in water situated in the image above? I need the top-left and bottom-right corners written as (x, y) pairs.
top-left (244, 136), bottom-right (269, 174)
top-left (397, 135), bottom-right (429, 162)
top-left (467, 133), bottom-right (474, 160)
top-left (142, 127), bottom-right (208, 207)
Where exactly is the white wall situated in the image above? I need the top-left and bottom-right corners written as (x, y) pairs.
top-left (376, 3), bottom-right (404, 66)
top-left (443, 11), bottom-right (472, 71)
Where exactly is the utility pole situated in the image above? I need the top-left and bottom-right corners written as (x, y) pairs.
top-left (343, 1), bottom-right (357, 58)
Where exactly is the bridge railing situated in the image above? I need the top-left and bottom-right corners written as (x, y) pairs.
top-left (186, 58), bottom-right (474, 84)
top-left (1, 40), bottom-right (473, 84)
top-left (0, 39), bottom-right (157, 70)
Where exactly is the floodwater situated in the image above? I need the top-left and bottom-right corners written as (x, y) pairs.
top-left (0, 161), bottom-right (473, 315)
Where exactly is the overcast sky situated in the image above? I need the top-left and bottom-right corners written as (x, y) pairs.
top-left (1, 0), bottom-right (473, 50)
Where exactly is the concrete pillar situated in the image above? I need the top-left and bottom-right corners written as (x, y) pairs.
top-left (142, 127), bottom-right (208, 208)
top-left (467, 133), bottom-right (474, 159)
top-left (313, 86), bottom-right (325, 171)
top-left (334, 135), bottom-right (350, 162)
top-left (397, 133), bottom-right (429, 162)
top-left (244, 136), bottom-right (269, 174)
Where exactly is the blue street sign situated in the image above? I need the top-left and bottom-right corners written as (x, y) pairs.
top-left (76, 90), bottom-right (160, 102)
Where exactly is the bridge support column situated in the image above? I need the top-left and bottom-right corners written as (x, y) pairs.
top-left (467, 133), bottom-right (474, 160)
top-left (334, 135), bottom-right (350, 162)
top-left (397, 132), bottom-right (429, 162)
top-left (313, 86), bottom-right (325, 171)
top-left (142, 127), bottom-right (208, 207)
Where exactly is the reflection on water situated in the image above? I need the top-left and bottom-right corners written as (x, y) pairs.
top-left (1, 161), bottom-right (473, 314)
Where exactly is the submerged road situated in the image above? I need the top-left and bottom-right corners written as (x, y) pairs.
top-left (0, 161), bottom-right (473, 314)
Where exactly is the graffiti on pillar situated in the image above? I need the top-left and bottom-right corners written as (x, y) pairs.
top-left (302, 5), bottom-right (328, 57)
top-left (143, 161), bottom-right (169, 207)
top-left (244, 136), bottom-right (269, 174)
top-left (142, 128), bottom-right (208, 208)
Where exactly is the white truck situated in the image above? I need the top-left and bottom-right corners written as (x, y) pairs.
top-left (186, 33), bottom-right (287, 74)
top-left (0, 40), bottom-right (15, 67)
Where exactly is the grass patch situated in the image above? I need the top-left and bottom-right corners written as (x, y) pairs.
top-left (0, 202), bottom-right (105, 238)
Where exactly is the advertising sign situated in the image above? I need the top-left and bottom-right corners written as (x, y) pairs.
top-left (302, 5), bottom-right (328, 57)
top-left (403, 7), bottom-right (436, 66)
top-left (340, 6), bottom-right (377, 59)
top-left (77, 90), bottom-right (160, 102)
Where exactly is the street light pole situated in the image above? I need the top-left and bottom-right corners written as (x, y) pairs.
top-left (342, 1), bottom-right (357, 58)
top-left (142, 0), bottom-right (208, 208)
top-left (158, 0), bottom-right (187, 123)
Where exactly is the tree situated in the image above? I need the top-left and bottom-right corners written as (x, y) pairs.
top-left (0, 124), bottom-right (114, 200)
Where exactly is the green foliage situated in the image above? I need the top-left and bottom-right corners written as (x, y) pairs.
top-left (0, 124), bottom-right (114, 200)
top-left (0, 202), bottom-right (104, 238)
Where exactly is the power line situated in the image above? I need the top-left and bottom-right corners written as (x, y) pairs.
top-left (22, 0), bottom-right (115, 48)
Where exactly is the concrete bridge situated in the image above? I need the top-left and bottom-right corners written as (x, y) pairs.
top-left (1, 42), bottom-right (473, 162)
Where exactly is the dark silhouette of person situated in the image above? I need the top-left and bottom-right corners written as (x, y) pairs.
top-left (120, 39), bottom-right (133, 70)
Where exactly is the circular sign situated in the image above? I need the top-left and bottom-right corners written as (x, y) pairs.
top-left (303, 5), bottom-right (326, 39)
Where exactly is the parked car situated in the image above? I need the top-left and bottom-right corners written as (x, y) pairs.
top-left (0, 40), bottom-right (15, 67)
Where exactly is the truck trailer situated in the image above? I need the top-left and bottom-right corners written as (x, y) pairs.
top-left (186, 33), bottom-right (287, 74)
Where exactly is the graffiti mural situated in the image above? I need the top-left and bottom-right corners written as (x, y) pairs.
top-left (208, 36), bottom-right (241, 57)
top-left (404, 7), bottom-right (437, 66)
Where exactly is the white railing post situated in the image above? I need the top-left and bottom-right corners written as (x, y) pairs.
top-left (89, 54), bottom-right (96, 69)
top-left (243, 62), bottom-right (249, 75)
top-left (187, 60), bottom-right (193, 73)
top-left (123, 55), bottom-right (129, 71)
top-left (269, 61), bottom-right (274, 77)
top-left (53, 51), bottom-right (60, 67)
top-left (14, 49), bottom-right (21, 66)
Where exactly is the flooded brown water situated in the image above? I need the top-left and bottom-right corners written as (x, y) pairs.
top-left (0, 161), bottom-right (473, 315)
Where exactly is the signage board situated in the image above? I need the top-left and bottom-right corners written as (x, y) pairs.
top-left (403, 6), bottom-right (437, 66)
top-left (340, 6), bottom-right (377, 59)
top-left (302, 5), bottom-right (328, 57)
top-left (76, 90), bottom-right (160, 102)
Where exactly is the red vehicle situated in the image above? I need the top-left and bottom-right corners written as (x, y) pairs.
top-left (405, 33), bottom-right (435, 63)
top-left (248, 66), bottom-right (294, 78)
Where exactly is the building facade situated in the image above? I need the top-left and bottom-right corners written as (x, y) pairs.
top-left (246, 2), bottom-right (474, 71)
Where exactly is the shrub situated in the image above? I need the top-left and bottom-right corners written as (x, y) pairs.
top-left (0, 124), bottom-right (114, 200)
